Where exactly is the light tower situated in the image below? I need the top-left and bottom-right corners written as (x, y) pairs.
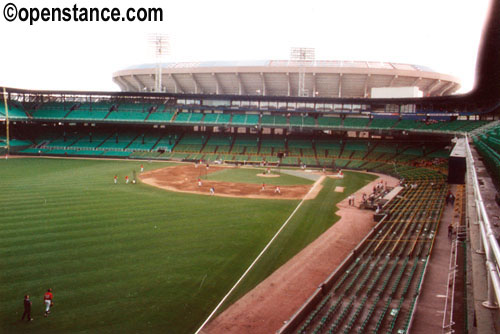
top-left (148, 34), bottom-right (169, 93)
top-left (290, 47), bottom-right (315, 97)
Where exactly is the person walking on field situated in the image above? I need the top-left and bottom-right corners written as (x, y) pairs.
top-left (43, 289), bottom-right (53, 317)
top-left (140, 164), bottom-right (144, 173)
top-left (21, 295), bottom-right (33, 322)
top-left (114, 175), bottom-right (117, 184)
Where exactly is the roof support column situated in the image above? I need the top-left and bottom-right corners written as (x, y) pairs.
top-left (411, 77), bottom-right (422, 86)
top-left (438, 82), bottom-right (455, 96)
top-left (444, 82), bottom-right (459, 96)
top-left (389, 75), bottom-right (398, 87)
top-left (338, 73), bottom-right (343, 98)
top-left (131, 75), bottom-right (146, 92)
top-left (426, 79), bottom-right (441, 96)
top-left (169, 74), bottom-right (183, 93)
top-left (191, 73), bottom-right (201, 94)
top-left (312, 73), bottom-right (317, 96)
top-left (212, 73), bottom-right (223, 94)
top-left (287, 72), bottom-right (291, 96)
top-left (236, 73), bottom-right (244, 95)
top-left (260, 72), bottom-right (266, 96)
top-left (115, 77), bottom-right (133, 91)
top-left (364, 74), bottom-right (371, 97)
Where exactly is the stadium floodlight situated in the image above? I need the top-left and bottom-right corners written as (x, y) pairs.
top-left (290, 47), bottom-right (315, 97)
top-left (148, 33), bottom-right (170, 93)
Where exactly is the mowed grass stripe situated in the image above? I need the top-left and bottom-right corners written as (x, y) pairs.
top-left (1, 200), bottom-right (280, 251)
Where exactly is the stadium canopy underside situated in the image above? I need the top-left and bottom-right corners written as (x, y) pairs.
top-left (112, 60), bottom-right (461, 98)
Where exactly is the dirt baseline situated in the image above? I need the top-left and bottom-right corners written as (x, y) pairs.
top-left (139, 164), bottom-right (320, 200)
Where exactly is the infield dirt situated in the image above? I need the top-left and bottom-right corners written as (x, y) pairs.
top-left (139, 164), bottom-right (322, 200)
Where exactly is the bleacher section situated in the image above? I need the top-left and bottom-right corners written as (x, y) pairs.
top-left (369, 118), bottom-right (398, 130)
top-left (66, 109), bottom-right (108, 121)
top-left (145, 109), bottom-right (176, 123)
top-left (173, 133), bottom-right (207, 153)
top-left (202, 113), bottom-right (231, 125)
top-left (261, 115), bottom-right (287, 126)
top-left (289, 116), bottom-right (316, 127)
top-left (6, 100), bottom-right (490, 136)
top-left (231, 114), bottom-right (259, 126)
top-left (106, 111), bottom-right (148, 122)
top-left (317, 116), bottom-right (342, 128)
top-left (0, 104), bottom-right (29, 120)
top-left (174, 112), bottom-right (204, 124)
top-left (7, 101), bottom-right (484, 177)
top-left (474, 124), bottom-right (500, 187)
top-left (11, 126), bottom-right (448, 181)
top-left (343, 117), bottom-right (370, 129)
top-left (99, 132), bottom-right (137, 150)
top-left (283, 180), bottom-right (447, 334)
top-left (31, 105), bottom-right (70, 119)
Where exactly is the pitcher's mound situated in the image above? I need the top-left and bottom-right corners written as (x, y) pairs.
top-left (334, 186), bottom-right (345, 193)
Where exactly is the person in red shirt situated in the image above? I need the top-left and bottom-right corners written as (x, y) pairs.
top-left (43, 289), bottom-right (53, 317)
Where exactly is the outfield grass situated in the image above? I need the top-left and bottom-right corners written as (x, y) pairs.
top-left (201, 167), bottom-right (314, 186)
top-left (0, 159), bottom-right (375, 333)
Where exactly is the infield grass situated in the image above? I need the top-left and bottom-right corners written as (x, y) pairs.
top-left (0, 158), bottom-right (375, 334)
top-left (201, 167), bottom-right (314, 185)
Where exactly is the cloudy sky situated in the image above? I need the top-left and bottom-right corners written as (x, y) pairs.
top-left (0, 0), bottom-right (491, 93)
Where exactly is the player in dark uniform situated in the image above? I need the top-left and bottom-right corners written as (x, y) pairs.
top-left (21, 295), bottom-right (33, 321)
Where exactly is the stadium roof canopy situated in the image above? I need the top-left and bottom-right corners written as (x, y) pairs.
top-left (112, 60), bottom-right (461, 98)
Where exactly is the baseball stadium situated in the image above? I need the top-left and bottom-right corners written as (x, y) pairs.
top-left (1, 2), bottom-right (500, 334)
top-left (111, 59), bottom-right (460, 97)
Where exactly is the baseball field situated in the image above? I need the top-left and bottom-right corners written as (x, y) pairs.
top-left (0, 158), bottom-right (376, 334)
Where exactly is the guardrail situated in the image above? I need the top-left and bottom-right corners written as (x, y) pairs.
top-left (465, 135), bottom-right (500, 309)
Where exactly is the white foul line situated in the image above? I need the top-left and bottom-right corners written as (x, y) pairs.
top-left (194, 177), bottom-right (323, 334)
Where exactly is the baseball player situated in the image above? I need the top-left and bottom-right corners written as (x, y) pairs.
top-left (114, 175), bottom-right (117, 184)
top-left (21, 295), bottom-right (33, 321)
top-left (43, 289), bottom-right (53, 317)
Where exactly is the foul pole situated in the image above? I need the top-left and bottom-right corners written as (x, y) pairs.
top-left (2, 87), bottom-right (9, 155)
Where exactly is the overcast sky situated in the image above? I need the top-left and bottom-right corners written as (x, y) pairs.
top-left (0, 0), bottom-right (491, 93)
